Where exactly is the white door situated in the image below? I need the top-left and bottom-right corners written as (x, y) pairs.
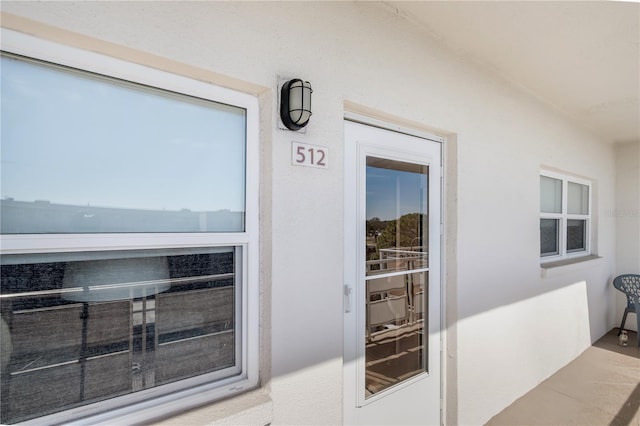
top-left (344, 120), bottom-right (442, 425)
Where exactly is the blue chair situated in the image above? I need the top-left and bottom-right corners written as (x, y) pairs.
top-left (613, 274), bottom-right (640, 347)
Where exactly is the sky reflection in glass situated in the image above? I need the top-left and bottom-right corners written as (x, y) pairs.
top-left (1, 55), bottom-right (246, 216)
top-left (366, 163), bottom-right (427, 221)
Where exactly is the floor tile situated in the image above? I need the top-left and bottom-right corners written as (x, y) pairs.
top-left (487, 329), bottom-right (640, 426)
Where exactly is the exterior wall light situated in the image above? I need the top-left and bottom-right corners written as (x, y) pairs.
top-left (280, 78), bottom-right (312, 131)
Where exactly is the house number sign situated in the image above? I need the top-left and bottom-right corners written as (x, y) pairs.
top-left (291, 141), bottom-right (328, 169)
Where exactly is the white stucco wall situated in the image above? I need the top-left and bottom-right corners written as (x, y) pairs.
top-left (614, 141), bottom-right (640, 332)
top-left (0, 2), bottom-right (620, 425)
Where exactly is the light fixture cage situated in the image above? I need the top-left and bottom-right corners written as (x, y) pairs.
top-left (280, 78), bottom-right (312, 131)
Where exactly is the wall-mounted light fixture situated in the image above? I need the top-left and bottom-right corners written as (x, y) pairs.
top-left (280, 78), bottom-right (312, 131)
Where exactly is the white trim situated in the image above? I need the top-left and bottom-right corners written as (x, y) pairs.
top-left (344, 112), bottom-right (445, 143)
top-left (1, 29), bottom-right (260, 424)
top-left (365, 268), bottom-right (430, 281)
top-left (540, 255), bottom-right (603, 278)
top-left (1, 233), bottom-right (251, 254)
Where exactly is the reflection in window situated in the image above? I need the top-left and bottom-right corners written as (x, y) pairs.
top-left (0, 248), bottom-right (238, 423)
top-left (364, 157), bottom-right (428, 397)
top-left (0, 43), bottom-right (258, 425)
top-left (365, 158), bottom-right (428, 272)
top-left (567, 182), bottom-right (589, 215)
top-left (540, 219), bottom-right (559, 257)
top-left (0, 54), bottom-right (246, 234)
top-left (567, 219), bottom-right (586, 252)
top-left (540, 176), bottom-right (562, 214)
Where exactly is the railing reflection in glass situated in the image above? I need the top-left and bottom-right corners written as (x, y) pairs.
top-left (0, 247), bottom-right (239, 424)
top-left (364, 156), bottom-right (429, 397)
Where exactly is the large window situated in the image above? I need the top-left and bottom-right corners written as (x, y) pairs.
top-left (540, 171), bottom-right (591, 261)
top-left (0, 30), bottom-right (258, 424)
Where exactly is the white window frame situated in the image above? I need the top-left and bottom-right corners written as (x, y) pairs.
top-left (0, 28), bottom-right (259, 424)
top-left (540, 170), bottom-right (592, 263)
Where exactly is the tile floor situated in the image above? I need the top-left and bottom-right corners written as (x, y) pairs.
top-left (487, 329), bottom-right (640, 426)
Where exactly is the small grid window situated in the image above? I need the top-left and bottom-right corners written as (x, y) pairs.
top-left (540, 171), bottom-right (591, 260)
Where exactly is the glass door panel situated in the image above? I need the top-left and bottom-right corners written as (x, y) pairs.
top-left (364, 156), bottom-right (428, 397)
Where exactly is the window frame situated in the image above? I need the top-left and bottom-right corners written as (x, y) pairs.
top-left (0, 28), bottom-right (260, 424)
top-left (540, 170), bottom-right (592, 263)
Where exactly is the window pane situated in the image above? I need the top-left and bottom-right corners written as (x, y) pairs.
top-left (540, 219), bottom-right (559, 256)
top-left (567, 219), bottom-right (586, 252)
top-left (540, 176), bottom-right (562, 213)
top-left (365, 272), bottom-right (427, 396)
top-left (365, 157), bottom-right (428, 276)
top-left (1, 55), bottom-right (246, 233)
top-left (0, 248), bottom-right (238, 423)
top-left (364, 157), bottom-right (428, 398)
top-left (568, 182), bottom-right (589, 215)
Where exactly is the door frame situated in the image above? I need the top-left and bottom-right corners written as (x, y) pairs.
top-left (343, 114), bottom-right (446, 425)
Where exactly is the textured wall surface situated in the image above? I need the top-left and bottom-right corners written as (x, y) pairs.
top-left (0, 2), bottom-right (621, 425)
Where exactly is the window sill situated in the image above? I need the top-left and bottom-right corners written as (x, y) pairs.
top-left (540, 255), bottom-right (603, 278)
top-left (156, 388), bottom-right (273, 425)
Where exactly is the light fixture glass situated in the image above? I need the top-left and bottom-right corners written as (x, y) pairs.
top-left (280, 78), bottom-right (312, 131)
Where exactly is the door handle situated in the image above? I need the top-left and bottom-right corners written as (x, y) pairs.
top-left (344, 285), bottom-right (353, 313)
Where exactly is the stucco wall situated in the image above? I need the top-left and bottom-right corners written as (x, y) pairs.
top-left (0, 2), bottom-right (619, 425)
top-left (614, 141), bottom-right (640, 332)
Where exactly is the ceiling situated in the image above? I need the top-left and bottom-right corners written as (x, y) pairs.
top-left (392, 1), bottom-right (639, 144)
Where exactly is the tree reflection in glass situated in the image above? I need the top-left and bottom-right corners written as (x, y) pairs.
top-left (364, 157), bottom-right (429, 397)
